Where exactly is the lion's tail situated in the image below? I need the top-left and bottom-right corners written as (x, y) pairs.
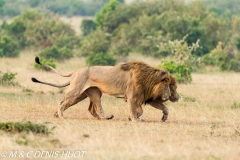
top-left (35, 57), bottom-right (73, 77)
top-left (31, 78), bottom-right (70, 88)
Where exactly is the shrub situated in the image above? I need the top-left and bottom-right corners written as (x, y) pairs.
top-left (229, 59), bottom-right (240, 72)
top-left (237, 38), bottom-right (240, 51)
top-left (158, 36), bottom-right (200, 83)
top-left (79, 29), bottom-right (111, 57)
top-left (0, 121), bottom-right (53, 135)
top-left (162, 61), bottom-right (192, 83)
top-left (202, 42), bottom-right (239, 71)
top-left (81, 19), bottom-right (97, 36)
top-left (0, 35), bottom-right (19, 57)
top-left (0, 71), bottom-right (18, 86)
top-left (39, 46), bottom-right (73, 60)
top-left (34, 57), bottom-right (56, 71)
top-left (110, 40), bottom-right (132, 57)
top-left (86, 53), bottom-right (116, 66)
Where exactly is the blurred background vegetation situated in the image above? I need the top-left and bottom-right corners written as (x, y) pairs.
top-left (0, 0), bottom-right (240, 83)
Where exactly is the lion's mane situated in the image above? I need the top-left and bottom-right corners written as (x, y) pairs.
top-left (121, 61), bottom-right (170, 105)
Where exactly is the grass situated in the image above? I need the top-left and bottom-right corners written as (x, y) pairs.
top-left (0, 121), bottom-right (53, 135)
top-left (0, 50), bottom-right (240, 159)
top-left (0, 14), bottom-right (238, 159)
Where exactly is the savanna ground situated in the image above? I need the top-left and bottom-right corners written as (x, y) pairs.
top-left (0, 17), bottom-right (240, 160)
top-left (0, 50), bottom-right (240, 160)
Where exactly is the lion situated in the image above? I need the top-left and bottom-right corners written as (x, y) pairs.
top-left (32, 57), bottom-right (171, 122)
top-left (119, 61), bottom-right (179, 121)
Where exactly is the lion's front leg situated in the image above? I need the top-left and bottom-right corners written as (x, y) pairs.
top-left (148, 101), bottom-right (168, 122)
top-left (127, 98), bottom-right (143, 122)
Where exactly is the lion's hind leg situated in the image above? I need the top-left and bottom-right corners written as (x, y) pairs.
top-left (54, 93), bottom-right (88, 118)
top-left (56, 85), bottom-right (90, 118)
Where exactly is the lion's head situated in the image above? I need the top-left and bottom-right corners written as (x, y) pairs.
top-left (121, 61), bottom-right (171, 104)
top-left (168, 75), bottom-right (179, 102)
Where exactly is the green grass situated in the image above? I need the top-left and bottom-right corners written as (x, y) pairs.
top-left (0, 121), bottom-right (54, 135)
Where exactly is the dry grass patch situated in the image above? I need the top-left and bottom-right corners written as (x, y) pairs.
top-left (0, 52), bottom-right (240, 159)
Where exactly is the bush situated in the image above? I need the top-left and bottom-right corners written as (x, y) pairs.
top-left (34, 57), bottom-right (56, 71)
top-left (86, 53), bottom-right (116, 66)
top-left (229, 59), bottom-right (240, 72)
top-left (236, 37), bottom-right (240, 51)
top-left (0, 71), bottom-right (18, 86)
top-left (79, 29), bottom-right (111, 57)
top-left (202, 42), bottom-right (237, 71)
top-left (162, 61), bottom-right (192, 83)
top-left (0, 36), bottom-right (19, 57)
top-left (110, 40), bottom-right (132, 57)
top-left (39, 46), bottom-right (73, 60)
top-left (81, 19), bottom-right (97, 36)
top-left (5, 18), bottom-right (27, 49)
top-left (0, 121), bottom-right (52, 135)
top-left (158, 36), bottom-right (200, 83)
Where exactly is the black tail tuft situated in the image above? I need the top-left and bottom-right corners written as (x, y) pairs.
top-left (35, 57), bottom-right (41, 65)
top-left (31, 77), bottom-right (40, 83)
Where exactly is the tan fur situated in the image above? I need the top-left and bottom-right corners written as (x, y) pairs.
top-left (121, 61), bottom-right (171, 104)
top-left (33, 60), bottom-right (171, 122)
top-left (120, 63), bottom-right (179, 121)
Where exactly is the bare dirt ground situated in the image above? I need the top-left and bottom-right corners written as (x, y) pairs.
top-left (0, 51), bottom-right (240, 160)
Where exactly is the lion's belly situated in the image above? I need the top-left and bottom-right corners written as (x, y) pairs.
top-left (87, 66), bottom-right (130, 96)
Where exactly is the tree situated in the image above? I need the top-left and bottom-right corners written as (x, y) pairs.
top-left (95, 0), bottom-right (120, 27)
top-left (0, 0), bottom-right (5, 15)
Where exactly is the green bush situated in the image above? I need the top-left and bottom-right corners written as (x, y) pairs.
top-left (202, 54), bottom-right (216, 65)
top-left (0, 36), bottom-right (19, 57)
top-left (201, 42), bottom-right (239, 71)
top-left (229, 59), bottom-right (240, 72)
top-left (81, 19), bottom-right (97, 36)
top-left (39, 46), bottom-right (73, 60)
top-left (0, 71), bottom-right (18, 86)
top-left (86, 53), bottom-right (116, 66)
top-left (236, 37), bottom-right (240, 51)
top-left (79, 29), bottom-right (111, 57)
top-left (162, 61), bottom-right (192, 83)
top-left (5, 18), bottom-right (27, 49)
top-left (110, 41), bottom-right (132, 57)
top-left (34, 57), bottom-right (56, 71)
top-left (0, 121), bottom-right (52, 135)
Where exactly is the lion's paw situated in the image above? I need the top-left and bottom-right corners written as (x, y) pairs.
top-left (162, 114), bottom-right (168, 122)
top-left (106, 115), bottom-right (114, 120)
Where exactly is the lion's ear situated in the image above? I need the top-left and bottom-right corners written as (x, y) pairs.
top-left (121, 63), bottom-right (130, 71)
top-left (159, 71), bottom-right (170, 83)
top-left (161, 78), bottom-right (170, 83)
top-left (159, 71), bottom-right (167, 80)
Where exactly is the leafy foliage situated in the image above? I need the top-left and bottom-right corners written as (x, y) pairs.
top-left (79, 29), bottom-right (111, 57)
top-left (39, 46), bottom-right (73, 60)
top-left (34, 57), bottom-right (56, 71)
top-left (86, 53), bottom-right (116, 66)
top-left (236, 37), bottom-right (240, 50)
top-left (81, 19), bottom-right (97, 36)
top-left (0, 0), bottom-right (119, 17)
top-left (202, 42), bottom-right (240, 72)
top-left (159, 36), bottom-right (201, 83)
top-left (0, 35), bottom-right (19, 57)
top-left (0, 71), bottom-right (18, 86)
top-left (78, 0), bottom-right (240, 62)
top-left (95, 0), bottom-right (120, 27)
top-left (163, 61), bottom-right (192, 83)
top-left (0, 121), bottom-right (53, 135)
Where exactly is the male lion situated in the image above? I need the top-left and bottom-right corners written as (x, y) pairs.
top-left (120, 62), bottom-right (179, 121)
top-left (32, 57), bottom-right (171, 122)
